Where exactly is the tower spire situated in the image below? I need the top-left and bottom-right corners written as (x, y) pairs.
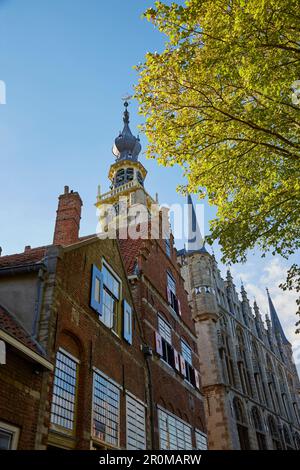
top-left (266, 288), bottom-right (290, 345)
top-left (186, 194), bottom-right (205, 253)
top-left (112, 100), bottom-right (141, 162)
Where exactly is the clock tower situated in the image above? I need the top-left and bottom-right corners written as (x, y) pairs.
top-left (96, 101), bottom-right (156, 234)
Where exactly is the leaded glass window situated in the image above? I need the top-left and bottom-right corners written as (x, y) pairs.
top-left (92, 370), bottom-right (120, 447)
top-left (195, 429), bottom-right (208, 450)
top-left (50, 350), bottom-right (78, 431)
top-left (158, 408), bottom-right (192, 450)
top-left (126, 394), bottom-right (146, 450)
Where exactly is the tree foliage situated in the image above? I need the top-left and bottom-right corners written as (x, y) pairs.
top-left (135, 0), bottom-right (300, 265)
top-left (280, 264), bottom-right (300, 333)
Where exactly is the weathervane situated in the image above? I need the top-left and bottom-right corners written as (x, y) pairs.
top-left (122, 94), bottom-right (132, 107)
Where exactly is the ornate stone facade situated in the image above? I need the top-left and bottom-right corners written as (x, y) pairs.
top-left (178, 243), bottom-right (300, 450)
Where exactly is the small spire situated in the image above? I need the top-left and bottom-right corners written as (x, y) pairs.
top-left (266, 288), bottom-right (290, 345)
top-left (186, 194), bottom-right (204, 253)
top-left (226, 269), bottom-right (233, 283)
top-left (123, 101), bottom-right (130, 124)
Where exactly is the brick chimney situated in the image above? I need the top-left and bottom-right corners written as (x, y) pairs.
top-left (53, 186), bottom-right (83, 246)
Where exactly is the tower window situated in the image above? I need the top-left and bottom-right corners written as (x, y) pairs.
top-left (137, 171), bottom-right (144, 186)
top-left (165, 238), bottom-right (171, 257)
top-left (126, 168), bottom-right (134, 181)
top-left (115, 169), bottom-right (125, 187)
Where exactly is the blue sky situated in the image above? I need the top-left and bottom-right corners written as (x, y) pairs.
top-left (0, 0), bottom-right (299, 365)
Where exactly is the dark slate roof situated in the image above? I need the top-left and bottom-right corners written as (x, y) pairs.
top-left (0, 304), bottom-right (46, 356)
top-left (267, 290), bottom-right (290, 345)
top-left (177, 245), bottom-right (209, 257)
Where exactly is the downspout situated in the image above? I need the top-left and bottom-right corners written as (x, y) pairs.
top-left (32, 267), bottom-right (46, 339)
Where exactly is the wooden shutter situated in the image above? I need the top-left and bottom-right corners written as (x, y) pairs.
top-left (166, 286), bottom-right (172, 305)
top-left (90, 264), bottom-right (103, 315)
top-left (155, 332), bottom-right (163, 356)
top-left (180, 354), bottom-right (187, 377)
top-left (123, 299), bottom-right (133, 345)
top-left (177, 298), bottom-right (182, 316)
top-left (194, 369), bottom-right (200, 389)
top-left (174, 349), bottom-right (180, 372)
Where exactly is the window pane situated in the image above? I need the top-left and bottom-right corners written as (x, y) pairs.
top-left (50, 350), bottom-right (78, 431)
top-left (158, 316), bottom-right (172, 345)
top-left (92, 371), bottom-right (120, 447)
top-left (165, 239), bottom-right (171, 257)
top-left (158, 408), bottom-right (192, 450)
top-left (102, 265), bottom-right (120, 299)
top-left (195, 429), bottom-right (208, 450)
top-left (0, 430), bottom-right (13, 450)
top-left (167, 272), bottom-right (176, 294)
top-left (181, 340), bottom-right (192, 365)
top-left (126, 395), bottom-right (146, 450)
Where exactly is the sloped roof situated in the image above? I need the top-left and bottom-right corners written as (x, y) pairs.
top-left (118, 238), bottom-right (144, 275)
top-left (0, 246), bottom-right (48, 269)
top-left (267, 290), bottom-right (290, 345)
top-left (0, 304), bottom-right (45, 356)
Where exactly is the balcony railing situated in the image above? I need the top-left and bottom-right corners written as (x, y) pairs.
top-left (97, 180), bottom-right (142, 202)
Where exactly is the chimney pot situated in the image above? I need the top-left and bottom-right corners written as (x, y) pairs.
top-left (24, 245), bottom-right (31, 252)
top-left (53, 187), bottom-right (83, 246)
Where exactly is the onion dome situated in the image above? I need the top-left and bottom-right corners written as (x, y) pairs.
top-left (112, 101), bottom-right (141, 161)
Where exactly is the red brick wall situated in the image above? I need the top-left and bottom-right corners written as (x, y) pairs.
top-left (0, 345), bottom-right (47, 449)
top-left (48, 237), bottom-right (147, 449)
top-left (130, 237), bottom-right (207, 447)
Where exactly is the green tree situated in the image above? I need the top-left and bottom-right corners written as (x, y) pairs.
top-left (136, 0), bottom-right (300, 260)
top-left (135, 0), bottom-right (300, 320)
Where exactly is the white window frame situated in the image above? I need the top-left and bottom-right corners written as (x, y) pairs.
top-left (101, 259), bottom-right (122, 332)
top-left (0, 422), bottom-right (20, 450)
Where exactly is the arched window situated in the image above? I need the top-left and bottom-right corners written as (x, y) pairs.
top-left (266, 355), bottom-right (280, 412)
top-left (252, 343), bottom-right (268, 405)
top-left (267, 415), bottom-right (282, 450)
top-left (283, 425), bottom-right (294, 450)
top-left (218, 319), bottom-right (236, 387)
top-left (233, 397), bottom-right (251, 450)
top-left (236, 328), bottom-right (253, 397)
top-left (294, 432), bottom-right (300, 450)
top-left (251, 407), bottom-right (267, 449)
